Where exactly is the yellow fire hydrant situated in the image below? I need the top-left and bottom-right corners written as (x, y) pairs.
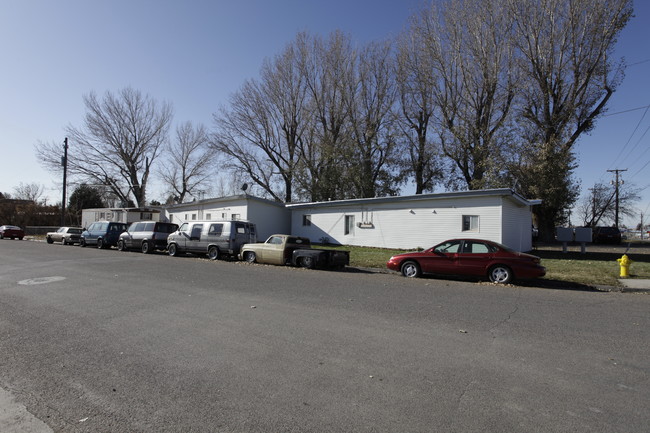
top-left (617, 254), bottom-right (633, 278)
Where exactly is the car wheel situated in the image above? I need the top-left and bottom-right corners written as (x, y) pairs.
top-left (80, 238), bottom-right (86, 247)
top-left (168, 243), bottom-right (179, 257)
top-left (401, 261), bottom-right (421, 278)
top-left (18, 237), bottom-right (23, 240)
top-left (46, 236), bottom-right (54, 244)
top-left (117, 239), bottom-right (126, 251)
top-left (141, 241), bottom-right (151, 254)
top-left (244, 251), bottom-right (256, 263)
top-left (300, 256), bottom-right (314, 269)
top-left (207, 246), bottom-right (220, 260)
top-left (62, 238), bottom-right (68, 245)
top-left (97, 238), bottom-right (105, 249)
top-left (488, 265), bottom-right (512, 284)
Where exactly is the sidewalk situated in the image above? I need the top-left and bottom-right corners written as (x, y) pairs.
top-left (0, 387), bottom-right (52, 433)
top-left (618, 279), bottom-right (650, 293)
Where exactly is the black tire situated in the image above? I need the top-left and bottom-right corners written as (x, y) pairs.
top-left (168, 243), bottom-right (179, 257)
top-left (117, 239), bottom-right (126, 251)
top-left (46, 236), bottom-right (54, 244)
top-left (141, 241), bottom-right (151, 254)
top-left (401, 261), bottom-right (421, 278)
top-left (244, 251), bottom-right (256, 263)
top-left (80, 238), bottom-right (86, 247)
top-left (300, 256), bottom-right (314, 269)
top-left (0, 234), bottom-right (3, 239)
top-left (62, 238), bottom-right (68, 245)
top-left (488, 265), bottom-right (512, 284)
top-left (97, 238), bottom-right (105, 249)
top-left (207, 246), bottom-right (220, 260)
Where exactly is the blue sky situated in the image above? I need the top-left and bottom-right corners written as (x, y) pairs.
top-left (1, 0), bottom-right (648, 227)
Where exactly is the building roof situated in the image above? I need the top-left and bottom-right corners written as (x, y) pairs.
top-left (163, 194), bottom-right (285, 210)
top-left (286, 188), bottom-right (541, 209)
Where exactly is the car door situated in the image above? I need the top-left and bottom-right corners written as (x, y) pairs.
top-left (455, 240), bottom-right (493, 276)
top-left (421, 240), bottom-right (462, 275)
top-left (187, 223), bottom-right (205, 253)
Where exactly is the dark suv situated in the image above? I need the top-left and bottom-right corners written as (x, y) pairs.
top-left (592, 226), bottom-right (622, 244)
top-left (80, 221), bottom-right (128, 249)
top-left (117, 221), bottom-right (178, 254)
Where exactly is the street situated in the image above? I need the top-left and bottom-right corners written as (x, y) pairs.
top-left (0, 240), bottom-right (648, 432)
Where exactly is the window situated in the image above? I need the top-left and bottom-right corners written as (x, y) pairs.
top-left (434, 240), bottom-right (461, 253)
top-left (221, 212), bottom-right (227, 219)
top-left (140, 212), bottom-right (153, 220)
top-left (303, 215), bottom-right (312, 226)
top-left (206, 213), bottom-right (212, 220)
top-left (345, 215), bottom-right (355, 235)
top-left (190, 224), bottom-right (203, 240)
top-left (462, 241), bottom-right (490, 254)
top-left (191, 213), bottom-right (197, 220)
top-left (462, 215), bottom-right (479, 232)
top-left (232, 214), bottom-right (241, 220)
top-left (208, 223), bottom-right (223, 236)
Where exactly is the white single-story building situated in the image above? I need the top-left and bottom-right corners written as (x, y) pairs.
top-left (287, 189), bottom-right (540, 251)
top-left (163, 195), bottom-right (290, 241)
top-left (81, 207), bottom-right (161, 229)
top-left (156, 189), bottom-right (539, 251)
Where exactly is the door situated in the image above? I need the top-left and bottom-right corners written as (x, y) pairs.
top-left (187, 223), bottom-right (205, 253)
top-left (420, 240), bottom-right (462, 275)
top-left (456, 241), bottom-right (494, 276)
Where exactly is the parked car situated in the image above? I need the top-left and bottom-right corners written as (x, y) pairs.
top-left (80, 221), bottom-right (128, 249)
top-left (167, 220), bottom-right (257, 260)
top-left (240, 234), bottom-right (350, 269)
top-left (386, 238), bottom-right (545, 284)
top-left (592, 226), bottom-right (622, 244)
top-left (0, 225), bottom-right (24, 240)
top-left (117, 221), bottom-right (179, 253)
top-left (46, 227), bottom-right (83, 245)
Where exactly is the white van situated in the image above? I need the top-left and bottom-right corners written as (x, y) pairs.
top-left (167, 220), bottom-right (257, 260)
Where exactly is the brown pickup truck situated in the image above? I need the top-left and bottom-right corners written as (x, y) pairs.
top-left (240, 234), bottom-right (349, 269)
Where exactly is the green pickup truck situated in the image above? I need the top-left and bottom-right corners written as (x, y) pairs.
top-left (240, 234), bottom-right (349, 269)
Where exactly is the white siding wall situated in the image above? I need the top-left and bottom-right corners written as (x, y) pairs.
top-left (501, 198), bottom-right (533, 251)
top-left (166, 200), bottom-right (250, 225)
top-left (291, 196), bottom-right (505, 250)
top-left (246, 200), bottom-right (290, 240)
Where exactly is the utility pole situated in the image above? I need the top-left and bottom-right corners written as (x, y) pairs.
top-left (607, 169), bottom-right (627, 229)
top-left (61, 137), bottom-right (68, 226)
top-left (588, 187), bottom-right (597, 226)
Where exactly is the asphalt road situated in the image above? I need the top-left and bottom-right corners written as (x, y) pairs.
top-left (0, 240), bottom-right (648, 432)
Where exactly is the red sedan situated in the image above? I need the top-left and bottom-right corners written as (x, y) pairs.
top-left (386, 239), bottom-right (545, 284)
top-left (0, 225), bottom-right (25, 240)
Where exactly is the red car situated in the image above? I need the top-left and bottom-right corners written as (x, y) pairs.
top-left (0, 225), bottom-right (25, 240)
top-left (386, 238), bottom-right (545, 284)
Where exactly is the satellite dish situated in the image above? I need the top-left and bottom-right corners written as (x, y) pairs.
top-left (242, 183), bottom-right (248, 192)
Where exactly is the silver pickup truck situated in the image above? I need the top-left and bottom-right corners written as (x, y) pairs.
top-left (240, 234), bottom-right (349, 269)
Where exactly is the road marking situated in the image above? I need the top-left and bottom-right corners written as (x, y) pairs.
top-left (17, 277), bottom-right (66, 286)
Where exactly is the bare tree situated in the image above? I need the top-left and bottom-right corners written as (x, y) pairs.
top-left (36, 87), bottom-right (173, 207)
top-left (212, 41), bottom-right (309, 203)
top-left (507, 0), bottom-right (633, 240)
top-left (394, 16), bottom-right (444, 195)
top-left (295, 31), bottom-right (357, 201)
top-left (345, 40), bottom-right (401, 198)
top-left (411, 0), bottom-right (517, 190)
top-left (578, 182), bottom-right (639, 227)
top-left (13, 182), bottom-right (45, 203)
top-left (159, 121), bottom-right (215, 203)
